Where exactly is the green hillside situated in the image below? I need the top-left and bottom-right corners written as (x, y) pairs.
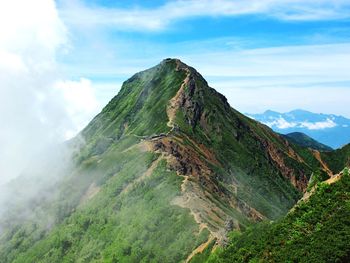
top-left (0, 59), bottom-right (347, 263)
top-left (283, 132), bottom-right (333, 151)
top-left (321, 144), bottom-right (350, 173)
top-left (205, 167), bottom-right (350, 263)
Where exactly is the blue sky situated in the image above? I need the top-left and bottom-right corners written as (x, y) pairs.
top-left (53, 0), bottom-right (350, 119)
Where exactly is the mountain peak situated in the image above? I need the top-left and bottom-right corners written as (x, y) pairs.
top-left (162, 57), bottom-right (183, 64)
top-left (81, 59), bottom-right (213, 141)
top-left (3, 60), bottom-right (350, 263)
top-left (161, 58), bottom-right (190, 68)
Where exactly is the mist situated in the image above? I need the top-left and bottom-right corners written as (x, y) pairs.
top-left (0, 0), bottom-right (99, 187)
top-left (0, 0), bottom-right (102, 237)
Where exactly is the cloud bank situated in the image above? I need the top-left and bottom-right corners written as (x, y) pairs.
top-left (0, 0), bottom-right (99, 185)
top-left (261, 117), bottom-right (337, 130)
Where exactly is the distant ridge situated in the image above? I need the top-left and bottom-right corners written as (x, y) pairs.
top-left (283, 132), bottom-right (333, 151)
top-left (248, 109), bottom-right (350, 149)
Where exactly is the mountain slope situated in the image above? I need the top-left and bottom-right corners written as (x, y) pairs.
top-left (320, 144), bottom-right (350, 174)
top-left (282, 132), bottom-right (333, 151)
top-left (206, 168), bottom-right (350, 263)
top-left (248, 109), bottom-right (350, 149)
top-left (0, 59), bottom-right (348, 263)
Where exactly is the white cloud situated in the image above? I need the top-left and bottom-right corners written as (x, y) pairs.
top-left (58, 0), bottom-right (350, 31)
top-left (0, 0), bottom-right (100, 185)
top-left (54, 78), bottom-right (100, 139)
top-left (216, 85), bottom-right (350, 119)
top-left (186, 43), bottom-right (350, 78)
top-left (300, 119), bottom-right (337, 130)
top-left (261, 116), bottom-right (337, 130)
top-left (0, 0), bottom-right (67, 66)
top-left (264, 117), bottom-right (297, 129)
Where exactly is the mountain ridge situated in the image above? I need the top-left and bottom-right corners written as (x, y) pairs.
top-left (282, 132), bottom-right (333, 151)
top-left (0, 59), bottom-right (349, 262)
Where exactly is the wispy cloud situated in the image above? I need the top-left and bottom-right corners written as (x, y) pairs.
top-left (186, 43), bottom-right (350, 78)
top-left (300, 118), bottom-right (337, 130)
top-left (58, 0), bottom-right (350, 31)
top-left (261, 117), bottom-right (337, 130)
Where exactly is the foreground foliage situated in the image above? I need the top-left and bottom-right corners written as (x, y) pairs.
top-left (208, 168), bottom-right (350, 263)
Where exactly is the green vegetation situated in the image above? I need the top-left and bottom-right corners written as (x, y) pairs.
top-left (321, 144), bottom-right (350, 173)
top-left (307, 169), bottom-right (329, 191)
top-left (189, 239), bottom-right (216, 263)
top-left (0, 140), bottom-right (207, 262)
top-left (207, 168), bottom-right (350, 263)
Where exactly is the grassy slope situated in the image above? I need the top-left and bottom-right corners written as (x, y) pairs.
top-left (206, 168), bottom-right (350, 263)
top-left (0, 136), bottom-right (209, 263)
top-left (321, 144), bottom-right (350, 174)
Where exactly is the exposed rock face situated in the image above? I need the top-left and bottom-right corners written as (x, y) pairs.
top-left (147, 59), bottom-right (317, 242)
top-left (150, 134), bottom-right (265, 242)
top-left (262, 138), bottom-right (309, 192)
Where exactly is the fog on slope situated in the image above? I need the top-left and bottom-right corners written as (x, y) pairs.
top-left (0, 0), bottom-right (101, 235)
top-left (0, 0), bottom-right (99, 186)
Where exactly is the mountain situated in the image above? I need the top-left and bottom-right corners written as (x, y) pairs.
top-left (248, 109), bottom-right (350, 149)
top-left (205, 168), bottom-right (350, 263)
top-left (282, 132), bottom-right (333, 151)
top-left (0, 59), bottom-right (348, 263)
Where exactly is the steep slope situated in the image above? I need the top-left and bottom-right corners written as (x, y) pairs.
top-left (0, 59), bottom-right (347, 262)
top-left (206, 167), bottom-right (350, 263)
top-left (320, 144), bottom-right (350, 173)
top-left (282, 132), bottom-right (333, 151)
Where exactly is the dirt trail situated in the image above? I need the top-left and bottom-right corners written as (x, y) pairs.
top-left (185, 236), bottom-right (214, 263)
top-left (170, 170), bottom-right (227, 239)
top-left (313, 150), bottom-right (333, 177)
top-left (171, 175), bottom-right (211, 233)
top-left (164, 63), bottom-right (228, 242)
top-left (325, 173), bottom-right (341, 184)
top-left (296, 171), bottom-right (343, 206)
top-left (166, 62), bottom-right (191, 129)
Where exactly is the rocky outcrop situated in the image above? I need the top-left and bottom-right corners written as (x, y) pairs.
top-left (262, 138), bottom-right (309, 191)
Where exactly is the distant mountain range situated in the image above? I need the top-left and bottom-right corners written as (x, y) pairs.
top-left (247, 110), bottom-right (350, 149)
